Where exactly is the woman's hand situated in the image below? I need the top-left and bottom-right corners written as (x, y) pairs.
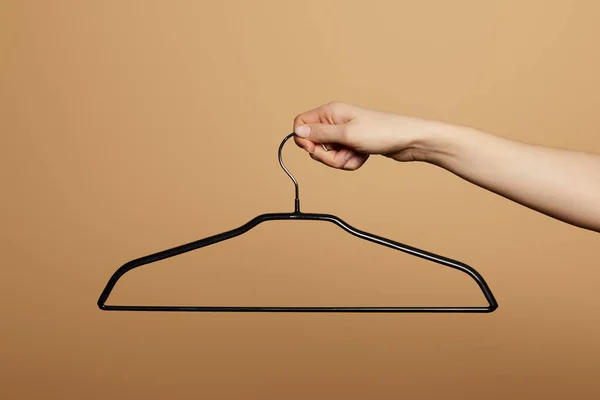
top-left (293, 101), bottom-right (433, 170)
top-left (292, 101), bottom-right (600, 232)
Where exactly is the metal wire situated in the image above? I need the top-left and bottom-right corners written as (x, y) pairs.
top-left (278, 132), bottom-right (300, 212)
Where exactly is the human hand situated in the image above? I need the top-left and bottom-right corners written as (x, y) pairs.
top-left (293, 102), bottom-right (430, 170)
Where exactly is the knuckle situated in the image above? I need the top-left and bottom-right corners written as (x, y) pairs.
top-left (327, 101), bottom-right (345, 113)
top-left (293, 114), bottom-right (304, 127)
top-left (338, 124), bottom-right (352, 143)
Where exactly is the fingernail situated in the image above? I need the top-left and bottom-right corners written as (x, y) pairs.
top-left (295, 125), bottom-right (310, 138)
top-left (344, 150), bottom-right (353, 161)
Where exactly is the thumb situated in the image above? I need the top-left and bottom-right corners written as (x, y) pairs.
top-left (294, 123), bottom-right (348, 144)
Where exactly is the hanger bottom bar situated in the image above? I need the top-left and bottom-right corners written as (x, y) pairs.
top-left (99, 305), bottom-right (496, 313)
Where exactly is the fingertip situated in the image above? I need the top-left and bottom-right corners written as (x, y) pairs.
top-left (336, 150), bottom-right (353, 168)
top-left (343, 154), bottom-right (368, 171)
top-left (332, 148), bottom-right (354, 165)
top-left (343, 148), bottom-right (354, 161)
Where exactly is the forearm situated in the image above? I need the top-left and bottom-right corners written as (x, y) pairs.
top-left (417, 121), bottom-right (600, 232)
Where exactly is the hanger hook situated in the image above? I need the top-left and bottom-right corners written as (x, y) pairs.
top-left (278, 133), bottom-right (301, 213)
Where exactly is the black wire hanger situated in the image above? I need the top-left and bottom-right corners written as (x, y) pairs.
top-left (97, 133), bottom-right (498, 313)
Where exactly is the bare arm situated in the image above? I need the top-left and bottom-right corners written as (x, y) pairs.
top-left (293, 102), bottom-right (600, 233)
top-left (417, 122), bottom-right (600, 232)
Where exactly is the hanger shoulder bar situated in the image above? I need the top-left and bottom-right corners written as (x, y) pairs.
top-left (98, 212), bottom-right (309, 308)
top-left (97, 213), bottom-right (272, 309)
top-left (320, 214), bottom-right (499, 311)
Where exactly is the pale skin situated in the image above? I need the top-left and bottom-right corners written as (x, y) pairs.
top-left (293, 102), bottom-right (600, 233)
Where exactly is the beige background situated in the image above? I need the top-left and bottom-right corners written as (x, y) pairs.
top-left (2, 1), bottom-right (600, 399)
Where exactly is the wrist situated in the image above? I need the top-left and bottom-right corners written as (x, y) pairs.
top-left (408, 118), bottom-right (472, 166)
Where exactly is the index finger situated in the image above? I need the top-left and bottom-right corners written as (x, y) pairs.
top-left (293, 102), bottom-right (356, 129)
